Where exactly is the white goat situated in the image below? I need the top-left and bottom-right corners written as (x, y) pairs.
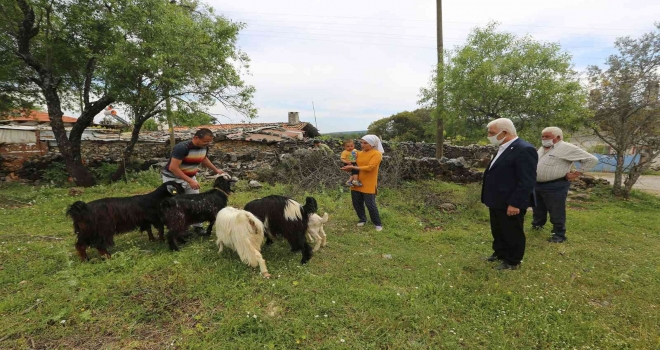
top-left (306, 212), bottom-right (329, 252)
top-left (215, 207), bottom-right (270, 278)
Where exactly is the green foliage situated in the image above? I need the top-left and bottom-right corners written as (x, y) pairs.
top-left (587, 144), bottom-right (610, 154)
top-left (368, 108), bottom-right (435, 142)
top-left (0, 179), bottom-right (659, 348)
top-left (587, 23), bottom-right (660, 196)
top-left (171, 110), bottom-right (215, 127)
top-left (141, 119), bottom-right (159, 131)
top-left (419, 22), bottom-right (588, 143)
top-left (91, 163), bottom-right (119, 183)
top-left (110, 0), bottom-right (256, 129)
top-left (40, 162), bottom-right (69, 185)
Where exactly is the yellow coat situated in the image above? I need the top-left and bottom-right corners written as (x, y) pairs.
top-left (351, 150), bottom-right (382, 195)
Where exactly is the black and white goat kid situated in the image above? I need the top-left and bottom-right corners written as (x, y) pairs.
top-left (66, 181), bottom-right (184, 261)
top-left (244, 195), bottom-right (317, 264)
top-left (160, 175), bottom-right (236, 252)
top-left (215, 207), bottom-right (270, 278)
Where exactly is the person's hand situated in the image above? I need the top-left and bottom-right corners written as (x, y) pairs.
top-left (506, 205), bottom-right (520, 216)
top-left (340, 165), bottom-right (354, 172)
top-left (187, 179), bottom-right (200, 190)
top-left (566, 171), bottom-right (582, 181)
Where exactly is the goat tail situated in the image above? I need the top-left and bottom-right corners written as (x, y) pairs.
top-left (66, 201), bottom-right (91, 222)
top-left (235, 211), bottom-right (266, 267)
top-left (303, 196), bottom-right (318, 215)
top-left (320, 212), bottom-right (329, 223)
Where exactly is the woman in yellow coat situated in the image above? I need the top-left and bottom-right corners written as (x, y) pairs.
top-left (341, 135), bottom-right (384, 231)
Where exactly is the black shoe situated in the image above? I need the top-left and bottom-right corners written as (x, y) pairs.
top-left (532, 225), bottom-right (544, 230)
top-left (548, 235), bottom-right (566, 243)
top-left (494, 262), bottom-right (520, 270)
top-left (483, 254), bottom-right (501, 262)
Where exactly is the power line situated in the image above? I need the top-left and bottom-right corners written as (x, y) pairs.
top-left (242, 29), bottom-right (619, 49)
top-left (246, 24), bottom-right (437, 38)
top-left (223, 10), bottom-right (652, 31)
top-left (237, 19), bottom-right (644, 38)
top-left (239, 33), bottom-right (437, 49)
top-left (239, 33), bottom-right (617, 55)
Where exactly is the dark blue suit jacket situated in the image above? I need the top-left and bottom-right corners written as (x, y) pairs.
top-left (481, 138), bottom-right (538, 209)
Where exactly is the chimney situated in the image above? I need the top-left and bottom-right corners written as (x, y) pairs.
top-left (288, 112), bottom-right (299, 125)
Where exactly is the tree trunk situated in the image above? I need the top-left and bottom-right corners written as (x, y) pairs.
top-left (44, 84), bottom-right (97, 187)
top-left (435, 0), bottom-right (444, 159)
top-left (623, 166), bottom-right (643, 198)
top-left (611, 153), bottom-right (625, 196)
top-left (111, 118), bottom-right (146, 182)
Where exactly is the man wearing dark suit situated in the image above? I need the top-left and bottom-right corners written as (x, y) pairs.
top-left (481, 118), bottom-right (538, 270)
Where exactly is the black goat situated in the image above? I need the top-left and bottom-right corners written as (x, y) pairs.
top-left (244, 195), bottom-right (317, 264)
top-left (160, 176), bottom-right (236, 252)
top-left (66, 181), bottom-right (184, 261)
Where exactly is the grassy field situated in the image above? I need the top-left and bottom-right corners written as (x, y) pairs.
top-left (1, 170), bottom-right (659, 349)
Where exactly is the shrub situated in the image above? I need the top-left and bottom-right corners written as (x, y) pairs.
top-left (91, 163), bottom-right (119, 183)
top-left (41, 162), bottom-right (69, 186)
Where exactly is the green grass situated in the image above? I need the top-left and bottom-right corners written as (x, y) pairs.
top-left (1, 171), bottom-right (659, 349)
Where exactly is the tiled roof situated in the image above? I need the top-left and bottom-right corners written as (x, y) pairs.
top-left (1, 110), bottom-right (78, 123)
top-left (173, 122), bottom-right (308, 131)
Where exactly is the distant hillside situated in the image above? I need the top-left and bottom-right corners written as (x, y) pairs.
top-left (323, 130), bottom-right (368, 138)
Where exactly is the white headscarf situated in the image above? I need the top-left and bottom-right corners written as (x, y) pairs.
top-left (361, 135), bottom-right (385, 153)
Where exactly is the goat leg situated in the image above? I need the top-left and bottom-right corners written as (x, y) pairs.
top-left (255, 251), bottom-right (270, 279)
top-left (167, 231), bottom-right (180, 251)
top-left (142, 224), bottom-right (156, 242)
top-left (201, 220), bottom-right (214, 237)
top-left (97, 248), bottom-right (111, 259)
top-left (299, 239), bottom-right (313, 265)
top-left (75, 242), bottom-right (88, 261)
top-left (320, 226), bottom-right (327, 248)
top-left (155, 223), bottom-right (165, 241)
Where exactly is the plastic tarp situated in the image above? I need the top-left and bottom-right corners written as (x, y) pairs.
top-left (0, 128), bottom-right (37, 144)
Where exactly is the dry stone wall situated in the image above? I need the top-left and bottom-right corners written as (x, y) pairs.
top-left (2, 137), bottom-right (495, 184)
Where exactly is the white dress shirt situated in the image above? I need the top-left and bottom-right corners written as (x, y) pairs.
top-left (536, 141), bottom-right (599, 182)
top-left (489, 137), bottom-right (519, 169)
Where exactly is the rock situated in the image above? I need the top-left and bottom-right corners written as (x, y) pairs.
top-left (248, 180), bottom-right (263, 189)
top-left (68, 188), bottom-right (85, 197)
top-left (570, 193), bottom-right (590, 201)
top-left (439, 203), bottom-right (457, 211)
top-left (382, 254), bottom-right (393, 259)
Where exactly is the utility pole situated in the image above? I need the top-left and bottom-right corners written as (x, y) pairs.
top-left (435, 0), bottom-right (444, 158)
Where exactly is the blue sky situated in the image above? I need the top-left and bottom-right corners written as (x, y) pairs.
top-left (83, 0), bottom-right (660, 133)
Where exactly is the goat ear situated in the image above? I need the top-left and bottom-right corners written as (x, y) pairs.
top-left (166, 185), bottom-right (178, 195)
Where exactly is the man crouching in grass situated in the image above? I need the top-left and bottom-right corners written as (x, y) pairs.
top-left (161, 128), bottom-right (229, 235)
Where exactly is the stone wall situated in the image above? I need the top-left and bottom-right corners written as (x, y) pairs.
top-left (2, 137), bottom-right (495, 182)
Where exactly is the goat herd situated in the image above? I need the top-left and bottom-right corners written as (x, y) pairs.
top-left (65, 176), bottom-right (329, 278)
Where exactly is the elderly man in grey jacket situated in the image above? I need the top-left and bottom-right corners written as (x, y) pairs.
top-left (533, 127), bottom-right (598, 243)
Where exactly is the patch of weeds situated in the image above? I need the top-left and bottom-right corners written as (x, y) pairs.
top-left (40, 162), bottom-right (69, 186)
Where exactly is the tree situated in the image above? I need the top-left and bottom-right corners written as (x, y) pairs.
top-left (419, 22), bottom-right (587, 144)
top-left (1, 0), bottom-right (123, 186)
top-left (106, 0), bottom-right (255, 181)
top-left (367, 108), bottom-right (435, 142)
top-left (587, 23), bottom-right (660, 198)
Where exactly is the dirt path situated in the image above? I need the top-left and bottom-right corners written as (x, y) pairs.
top-left (588, 173), bottom-right (660, 195)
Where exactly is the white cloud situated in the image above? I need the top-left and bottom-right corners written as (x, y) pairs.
top-left (68, 0), bottom-right (660, 132)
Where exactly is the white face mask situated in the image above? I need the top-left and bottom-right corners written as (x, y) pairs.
top-left (487, 131), bottom-right (504, 146)
top-left (541, 139), bottom-right (554, 148)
